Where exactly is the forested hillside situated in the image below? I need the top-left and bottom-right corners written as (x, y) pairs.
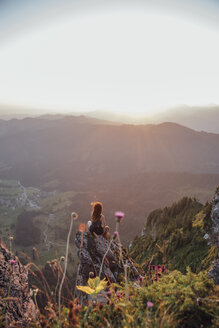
top-left (130, 196), bottom-right (217, 273)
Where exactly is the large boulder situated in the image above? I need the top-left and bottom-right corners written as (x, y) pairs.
top-left (0, 241), bottom-right (38, 327)
top-left (75, 232), bottom-right (142, 304)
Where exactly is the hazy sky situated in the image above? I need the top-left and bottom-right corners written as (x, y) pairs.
top-left (0, 0), bottom-right (219, 115)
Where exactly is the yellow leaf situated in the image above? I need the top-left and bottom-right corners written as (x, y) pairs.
top-left (96, 285), bottom-right (105, 293)
top-left (76, 285), bottom-right (95, 295)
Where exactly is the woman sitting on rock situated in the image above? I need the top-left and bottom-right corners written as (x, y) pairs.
top-left (88, 201), bottom-right (109, 238)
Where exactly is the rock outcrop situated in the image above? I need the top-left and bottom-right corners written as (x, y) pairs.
top-left (0, 241), bottom-right (38, 327)
top-left (208, 189), bottom-right (219, 284)
top-left (75, 232), bottom-right (142, 304)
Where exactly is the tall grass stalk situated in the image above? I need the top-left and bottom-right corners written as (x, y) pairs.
top-left (115, 220), bottom-right (129, 301)
top-left (54, 257), bottom-right (64, 303)
top-left (99, 239), bottom-right (113, 278)
top-left (58, 212), bottom-right (78, 324)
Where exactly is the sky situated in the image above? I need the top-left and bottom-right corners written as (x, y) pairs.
top-left (0, 0), bottom-right (219, 116)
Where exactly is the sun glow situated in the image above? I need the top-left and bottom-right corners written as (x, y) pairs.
top-left (0, 10), bottom-right (218, 115)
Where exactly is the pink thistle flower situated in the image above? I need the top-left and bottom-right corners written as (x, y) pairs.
top-left (115, 211), bottom-right (125, 222)
top-left (10, 260), bottom-right (16, 265)
top-left (147, 301), bottom-right (153, 308)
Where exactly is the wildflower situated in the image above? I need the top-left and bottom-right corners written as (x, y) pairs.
top-left (10, 259), bottom-right (16, 265)
top-left (99, 304), bottom-right (103, 310)
top-left (89, 272), bottom-right (95, 278)
top-left (77, 277), bottom-right (107, 295)
top-left (138, 275), bottom-right (143, 283)
top-left (9, 236), bottom-right (14, 240)
top-left (147, 301), bottom-right (153, 308)
top-left (78, 223), bottom-right (86, 232)
top-left (113, 231), bottom-right (118, 240)
top-left (60, 256), bottom-right (65, 262)
top-left (115, 211), bottom-right (125, 222)
top-left (106, 291), bottom-right (111, 297)
top-left (71, 212), bottom-right (78, 221)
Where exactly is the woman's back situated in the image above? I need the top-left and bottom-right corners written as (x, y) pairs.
top-left (89, 215), bottom-right (104, 235)
top-left (89, 202), bottom-right (106, 235)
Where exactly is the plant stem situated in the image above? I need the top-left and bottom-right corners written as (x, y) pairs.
top-left (115, 222), bottom-right (129, 301)
top-left (99, 239), bottom-right (113, 278)
top-left (58, 216), bottom-right (74, 324)
top-left (33, 292), bottom-right (39, 312)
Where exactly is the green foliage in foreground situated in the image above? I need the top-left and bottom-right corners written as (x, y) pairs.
top-left (130, 197), bottom-right (217, 273)
top-left (22, 269), bottom-right (219, 328)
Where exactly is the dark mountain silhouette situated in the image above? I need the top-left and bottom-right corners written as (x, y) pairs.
top-left (0, 117), bottom-right (219, 188)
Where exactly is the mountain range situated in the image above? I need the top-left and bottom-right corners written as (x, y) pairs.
top-left (0, 104), bottom-right (219, 133)
top-left (0, 116), bottom-right (219, 190)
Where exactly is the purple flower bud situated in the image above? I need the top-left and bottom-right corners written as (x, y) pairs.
top-left (106, 291), bottom-right (111, 297)
top-left (113, 231), bottom-right (118, 240)
top-left (147, 301), bottom-right (153, 308)
top-left (10, 260), bottom-right (16, 265)
top-left (138, 275), bottom-right (143, 283)
top-left (89, 272), bottom-right (94, 278)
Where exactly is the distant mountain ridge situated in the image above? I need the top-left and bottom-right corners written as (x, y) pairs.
top-left (0, 116), bottom-right (219, 189)
top-left (0, 104), bottom-right (219, 132)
